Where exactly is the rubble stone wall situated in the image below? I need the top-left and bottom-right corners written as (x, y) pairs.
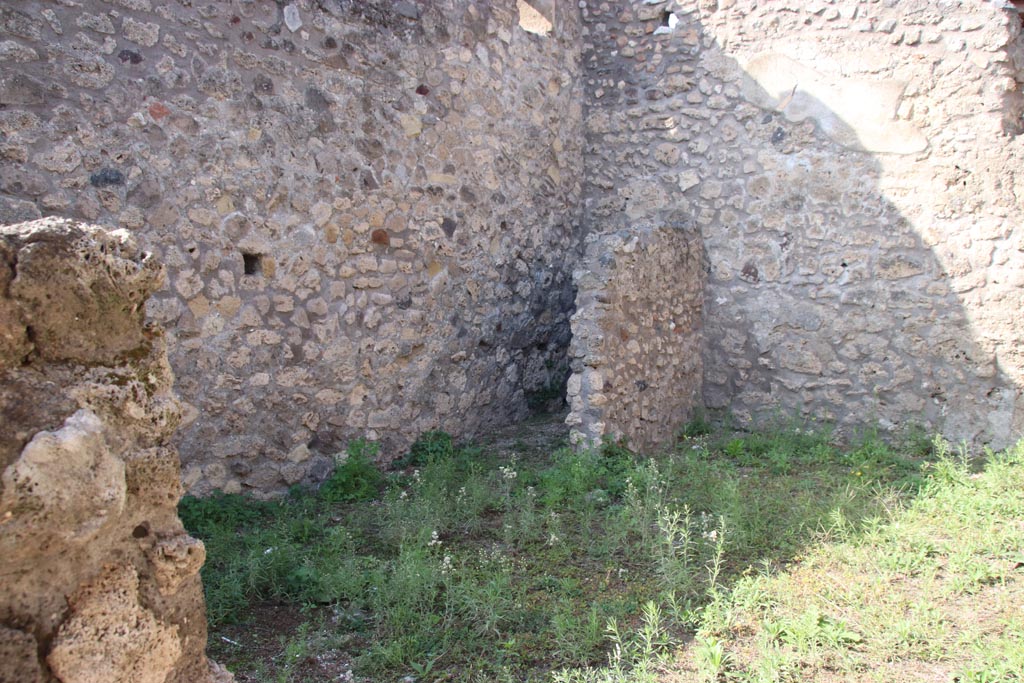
top-left (0, 0), bottom-right (584, 494)
top-left (567, 225), bottom-right (704, 451)
top-left (6, 0), bottom-right (1024, 493)
top-left (0, 218), bottom-right (228, 683)
top-left (581, 0), bottom-right (1024, 446)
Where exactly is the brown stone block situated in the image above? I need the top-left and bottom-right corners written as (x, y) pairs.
top-left (0, 626), bottom-right (44, 683)
top-left (47, 565), bottom-right (182, 683)
top-left (2, 218), bottom-right (163, 365)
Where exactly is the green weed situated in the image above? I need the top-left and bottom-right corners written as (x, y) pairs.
top-left (397, 430), bottom-right (455, 468)
top-left (184, 422), bottom-right (1024, 683)
top-left (694, 635), bottom-right (732, 681)
top-left (319, 439), bottom-right (383, 503)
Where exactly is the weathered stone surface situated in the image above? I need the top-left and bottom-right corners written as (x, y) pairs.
top-left (0, 240), bottom-right (29, 374)
top-left (0, 0), bottom-right (585, 494)
top-left (0, 195), bottom-right (40, 224)
top-left (47, 565), bottom-right (182, 683)
top-left (568, 225), bottom-right (704, 451)
top-left (0, 219), bottom-right (229, 683)
top-left (144, 533), bottom-right (206, 596)
top-left (0, 626), bottom-right (44, 683)
top-left (1, 410), bottom-right (126, 557)
top-left (2, 218), bottom-right (162, 367)
top-left (739, 54), bottom-right (928, 154)
top-left (581, 0), bottom-right (1024, 446)
top-left (2, 0), bottom-right (1024, 501)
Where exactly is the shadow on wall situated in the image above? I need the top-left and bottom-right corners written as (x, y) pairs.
top-left (0, 0), bottom-right (587, 495)
top-left (581, 1), bottom-right (1022, 447)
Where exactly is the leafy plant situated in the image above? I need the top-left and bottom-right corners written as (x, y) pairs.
top-left (681, 410), bottom-right (714, 438)
top-left (319, 439), bottom-right (383, 503)
top-left (398, 430), bottom-right (455, 468)
top-left (694, 635), bottom-right (732, 682)
top-left (276, 623), bottom-right (311, 683)
top-left (551, 602), bottom-right (605, 665)
top-left (538, 440), bottom-right (636, 507)
top-left (179, 491), bottom-right (271, 537)
top-left (780, 607), bottom-right (861, 653)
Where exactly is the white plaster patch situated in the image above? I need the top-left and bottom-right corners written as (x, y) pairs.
top-left (740, 53), bottom-right (928, 155)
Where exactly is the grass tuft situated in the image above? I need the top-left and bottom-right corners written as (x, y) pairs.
top-left (183, 422), bottom-right (1024, 682)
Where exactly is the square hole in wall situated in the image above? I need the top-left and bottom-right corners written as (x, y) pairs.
top-left (242, 252), bottom-right (262, 275)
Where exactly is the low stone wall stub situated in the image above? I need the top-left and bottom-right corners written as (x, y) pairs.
top-left (0, 218), bottom-right (230, 683)
top-left (567, 224), bottom-right (704, 452)
top-left (581, 0), bottom-right (1024, 447)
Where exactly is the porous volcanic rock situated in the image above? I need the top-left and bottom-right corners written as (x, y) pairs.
top-left (0, 218), bottom-right (231, 683)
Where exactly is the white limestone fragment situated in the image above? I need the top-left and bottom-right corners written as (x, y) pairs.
top-left (283, 5), bottom-right (302, 32)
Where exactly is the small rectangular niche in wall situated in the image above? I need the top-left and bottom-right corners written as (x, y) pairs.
top-left (517, 0), bottom-right (552, 36)
top-left (655, 10), bottom-right (679, 33)
top-left (242, 252), bottom-right (262, 276)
